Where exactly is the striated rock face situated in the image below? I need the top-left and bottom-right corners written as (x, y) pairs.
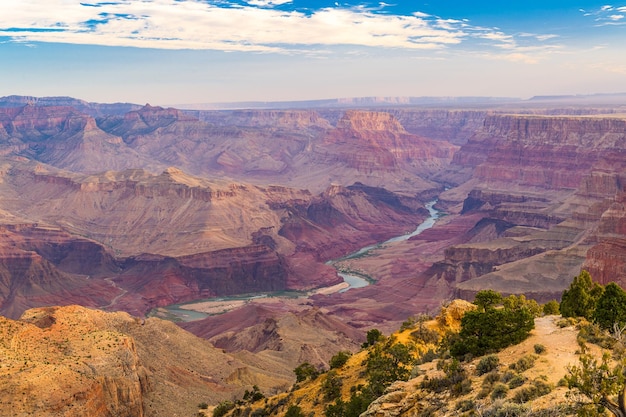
top-left (114, 245), bottom-right (288, 315)
top-left (320, 110), bottom-right (458, 174)
top-left (583, 191), bottom-right (626, 287)
top-left (0, 105), bottom-right (159, 173)
top-left (0, 224), bottom-right (119, 318)
top-left (451, 115), bottom-right (626, 189)
top-left (387, 109), bottom-right (490, 145)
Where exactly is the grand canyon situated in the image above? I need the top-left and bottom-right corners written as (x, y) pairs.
top-left (2, 94), bottom-right (626, 416)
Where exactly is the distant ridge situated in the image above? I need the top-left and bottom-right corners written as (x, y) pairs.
top-left (529, 92), bottom-right (626, 103)
top-left (0, 95), bottom-right (142, 116)
top-left (173, 96), bottom-right (522, 110)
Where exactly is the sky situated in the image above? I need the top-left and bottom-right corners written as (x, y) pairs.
top-left (1, 1), bottom-right (625, 106)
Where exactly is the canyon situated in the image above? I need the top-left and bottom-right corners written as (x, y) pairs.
top-left (2, 95), bottom-right (626, 415)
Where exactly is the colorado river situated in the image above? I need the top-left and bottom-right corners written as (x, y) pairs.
top-left (333, 200), bottom-right (441, 292)
top-left (156, 200), bottom-right (441, 321)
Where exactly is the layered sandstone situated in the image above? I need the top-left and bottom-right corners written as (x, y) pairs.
top-left (320, 110), bottom-right (458, 174)
top-left (387, 109), bottom-right (490, 145)
top-left (0, 105), bottom-right (159, 173)
top-left (451, 115), bottom-right (626, 190)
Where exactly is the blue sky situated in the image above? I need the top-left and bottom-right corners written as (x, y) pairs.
top-left (1, 1), bottom-right (625, 105)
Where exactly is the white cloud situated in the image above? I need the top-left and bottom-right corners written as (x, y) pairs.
top-left (0, 0), bottom-right (555, 55)
top-left (583, 4), bottom-right (626, 25)
top-left (247, 0), bottom-right (292, 6)
top-left (0, 0), bottom-right (465, 51)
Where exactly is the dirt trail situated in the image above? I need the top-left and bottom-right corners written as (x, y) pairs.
top-left (497, 316), bottom-right (580, 386)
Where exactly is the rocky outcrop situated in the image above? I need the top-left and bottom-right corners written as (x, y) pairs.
top-left (1, 306), bottom-right (148, 417)
top-left (0, 305), bottom-right (292, 417)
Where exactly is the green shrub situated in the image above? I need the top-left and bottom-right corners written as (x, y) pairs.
top-left (362, 329), bottom-right (383, 348)
top-left (482, 371), bottom-right (501, 387)
top-left (507, 374), bottom-right (526, 389)
top-left (198, 402), bottom-right (208, 409)
top-left (251, 407), bottom-right (269, 417)
top-left (476, 355), bottom-right (500, 375)
top-left (324, 400), bottom-right (345, 417)
top-left (451, 291), bottom-right (534, 358)
top-left (482, 401), bottom-right (529, 417)
top-left (556, 317), bottom-right (577, 328)
top-left (509, 355), bottom-right (536, 372)
top-left (577, 322), bottom-right (615, 349)
top-left (476, 387), bottom-right (491, 399)
top-left (365, 340), bottom-right (414, 396)
top-left (491, 383), bottom-right (509, 400)
top-left (329, 351), bottom-right (351, 369)
top-left (294, 362), bottom-right (319, 382)
top-left (452, 378), bottom-right (473, 396)
top-left (499, 370), bottom-right (516, 383)
top-left (456, 399), bottom-right (475, 412)
top-left (542, 300), bottom-right (560, 315)
top-left (417, 348), bottom-right (438, 364)
top-left (322, 370), bottom-right (343, 401)
top-left (242, 385), bottom-right (264, 402)
top-left (285, 405), bottom-right (305, 417)
top-left (421, 359), bottom-right (469, 396)
top-left (410, 325), bottom-right (440, 345)
top-left (534, 344), bottom-right (546, 354)
top-left (400, 316), bottom-right (416, 331)
top-left (213, 400), bottom-right (235, 417)
top-left (592, 282), bottom-right (626, 330)
top-left (511, 379), bottom-right (552, 403)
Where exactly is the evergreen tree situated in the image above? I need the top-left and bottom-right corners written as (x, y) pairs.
top-left (473, 289), bottom-right (503, 311)
top-left (560, 270), bottom-right (604, 319)
top-left (451, 290), bottom-right (534, 358)
top-left (593, 282), bottom-right (626, 331)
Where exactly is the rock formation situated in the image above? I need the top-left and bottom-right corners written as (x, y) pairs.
top-left (0, 305), bottom-right (291, 417)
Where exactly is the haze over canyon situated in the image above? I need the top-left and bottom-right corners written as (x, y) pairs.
top-left (2, 93), bottom-right (626, 416)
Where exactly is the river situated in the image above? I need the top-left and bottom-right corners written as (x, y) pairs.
top-left (155, 200), bottom-right (441, 321)
top-left (333, 200), bottom-right (441, 292)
